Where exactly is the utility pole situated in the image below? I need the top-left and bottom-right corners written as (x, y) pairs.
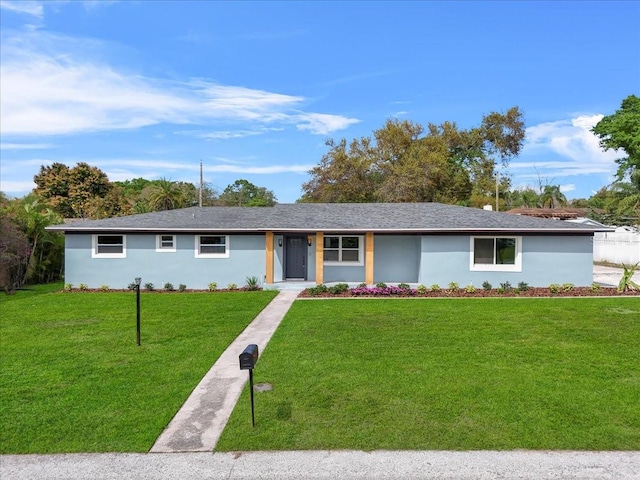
top-left (199, 160), bottom-right (203, 207)
top-left (495, 171), bottom-right (499, 212)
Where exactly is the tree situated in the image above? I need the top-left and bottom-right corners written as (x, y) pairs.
top-left (300, 108), bottom-right (525, 205)
top-left (539, 185), bottom-right (567, 209)
top-left (33, 162), bottom-right (125, 218)
top-left (0, 214), bottom-right (30, 293)
top-left (144, 178), bottom-right (188, 211)
top-left (592, 95), bottom-right (640, 190)
top-left (217, 180), bottom-right (277, 206)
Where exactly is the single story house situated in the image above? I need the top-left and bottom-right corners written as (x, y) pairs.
top-left (47, 202), bottom-right (610, 289)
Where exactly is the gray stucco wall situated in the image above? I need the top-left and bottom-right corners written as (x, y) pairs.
top-left (65, 233), bottom-right (266, 289)
top-left (418, 235), bottom-right (594, 287)
top-left (373, 235), bottom-right (420, 283)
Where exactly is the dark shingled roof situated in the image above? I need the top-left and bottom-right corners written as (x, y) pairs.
top-left (47, 203), bottom-right (610, 234)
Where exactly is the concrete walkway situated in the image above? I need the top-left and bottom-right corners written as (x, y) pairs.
top-left (150, 290), bottom-right (299, 453)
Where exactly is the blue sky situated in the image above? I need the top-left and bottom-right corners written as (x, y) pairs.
top-left (1, 1), bottom-right (638, 203)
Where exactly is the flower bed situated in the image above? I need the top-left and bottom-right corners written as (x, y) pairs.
top-left (300, 285), bottom-right (640, 298)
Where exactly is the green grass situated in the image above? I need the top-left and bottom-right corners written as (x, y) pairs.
top-left (0, 289), bottom-right (278, 453)
top-left (217, 298), bottom-right (640, 451)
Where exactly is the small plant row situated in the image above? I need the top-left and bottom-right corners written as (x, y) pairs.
top-left (63, 276), bottom-right (263, 292)
top-left (302, 281), bottom-right (622, 297)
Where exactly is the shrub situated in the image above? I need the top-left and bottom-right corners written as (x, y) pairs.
top-left (127, 282), bottom-right (138, 291)
top-left (99, 285), bottom-right (109, 292)
top-left (307, 284), bottom-right (328, 296)
top-left (357, 282), bottom-right (367, 288)
top-left (448, 282), bottom-right (459, 291)
top-left (78, 283), bottom-right (88, 291)
top-left (163, 282), bottom-right (175, 291)
top-left (562, 283), bottom-right (574, 292)
top-left (227, 283), bottom-right (238, 291)
top-left (208, 282), bottom-right (218, 292)
top-left (465, 284), bottom-right (476, 293)
top-left (482, 281), bottom-right (492, 291)
top-left (416, 284), bottom-right (428, 294)
top-left (328, 283), bottom-right (349, 294)
top-left (64, 283), bottom-right (73, 291)
top-left (548, 284), bottom-right (561, 294)
top-left (590, 283), bottom-right (601, 293)
top-left (499, 281), bottom-right (512, 291)
top-left (375, 282), bottom-right (387, 288)
top-left (517, 281), bottom-right (529, 291)
top-left (178, 284), bottom-right (187, 293)
top-left (398, 283), bottom-right (411, 290)
top-left (618, 263), bottom-right (640, 292)
top-left (144, 282), bottom-right (155, 292)
top-left (496, 287), bottom-right (505, 294)
top-left (245, 276), bottom-right (261, 291)
top-left (430, 284), bottom-right (441, 292)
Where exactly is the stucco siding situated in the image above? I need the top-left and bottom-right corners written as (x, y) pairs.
top-left (65, 233), bottom-right (266, 289)
top-left (373, 235), bottom-right (420, 283)
top-left (418, 235), bottom-right (594, 287)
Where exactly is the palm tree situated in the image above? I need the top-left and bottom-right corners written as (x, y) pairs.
top-left (146, 178), bottom-right (187, 211)
top-left (540, 185), bottom-right (567, 209)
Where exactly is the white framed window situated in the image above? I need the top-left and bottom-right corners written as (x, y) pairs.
top-left (195, 235), bottom-right (229, 258)
top-left (156, 234), bottom-right (176, 252)
top-left (470, 236), bottom-right (522, 272)
top-left (323, 235), bottom-right (364, 266)
top-left (92, 234), bottom-right (126, 258)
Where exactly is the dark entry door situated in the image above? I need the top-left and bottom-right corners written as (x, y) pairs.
top-left (285, 236), bottom-right (307, 279)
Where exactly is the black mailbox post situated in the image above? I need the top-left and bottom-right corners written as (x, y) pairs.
top-left (239, 344), bottom-right (259, 427)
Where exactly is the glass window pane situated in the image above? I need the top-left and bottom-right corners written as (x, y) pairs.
top-left (201, 236), bottom-right (225, 246)
top-left (324, 237), bottom-right (339, 248)
top-left (98, 235), bottom-right (122, 246)
top-left (201, 245), bottom-right (225, 254)
top-left (474, 238), bottom-right (494, 264)
top-left (98, 245), bottom-right (123, 254)
top-left (323, 250), bottom-right (339, 262)
top-left (496, 238), bottom-right (516, 264)
top-left (342, 250), bottom-right (359, 262)
top-left (342, 237), bottom-right (359, 248)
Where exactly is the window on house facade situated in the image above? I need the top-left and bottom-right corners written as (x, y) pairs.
top-left (156, 234), bottom-right (176, 252)
top-left (470, 236), bottom-right (522, 271)
top-left (195, 235), bottom-right (229, 258)
top-left (323, 235), bottom-right (363, 265)
top-left (92, 234), bottom-right (126, 258)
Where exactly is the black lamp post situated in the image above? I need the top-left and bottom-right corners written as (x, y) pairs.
top-left (135, 277), bottom-right (141, 346)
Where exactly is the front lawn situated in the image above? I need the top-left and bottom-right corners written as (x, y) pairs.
top-left (217, 297), bottom-right (640, 451)
top-left (0, 289), bottom-right (277, 453)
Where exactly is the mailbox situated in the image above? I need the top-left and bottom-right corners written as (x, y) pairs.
top-left (239, 344), bottom-right (259, 370)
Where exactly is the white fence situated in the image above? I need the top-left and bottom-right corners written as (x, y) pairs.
top-left (593, 231), bottom-right (640, 265)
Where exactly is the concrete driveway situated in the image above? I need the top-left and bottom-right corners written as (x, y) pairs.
top-left (593, 264), bottom-right (640, 287)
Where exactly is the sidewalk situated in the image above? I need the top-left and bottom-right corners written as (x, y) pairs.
top-left (2, 450), bottom-right (638, 479)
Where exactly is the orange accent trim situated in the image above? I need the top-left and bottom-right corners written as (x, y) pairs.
top-left (265, 231), bottom-right (274, 284)
top-left (365, 232), bottom-right (374, 285)
top-left (315, 232), bottom-right (323, 284)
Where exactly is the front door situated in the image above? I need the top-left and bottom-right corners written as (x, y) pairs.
top-left (285, 236), bottom-right (307, 280)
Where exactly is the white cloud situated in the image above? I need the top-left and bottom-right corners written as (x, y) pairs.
top-left (560, 184), bottom-right (575, 193)
top-left (0, 142), bottom-right (55, 150)
top-left (523, 114), bottom-right (620, 164)
top-left (295, 113), bottom-right (361, 135)
top-left (0, 0), bottom-right (43, 18)
top-left (0, 30), bottom-right (360, 137)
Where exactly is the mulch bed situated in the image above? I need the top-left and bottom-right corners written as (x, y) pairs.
top-left (299, 287), bottom-right (640, 298)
